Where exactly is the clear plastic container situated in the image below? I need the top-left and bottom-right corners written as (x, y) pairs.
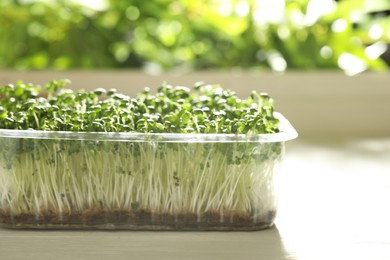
top-left (0, 113), bottom-right (297, 230)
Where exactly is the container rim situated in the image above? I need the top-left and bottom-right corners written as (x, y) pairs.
top-left (0, 112), bottom-right (298, 143)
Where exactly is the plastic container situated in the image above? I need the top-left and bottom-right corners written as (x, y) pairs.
top-left (0, 112), bottom-right (297, 230)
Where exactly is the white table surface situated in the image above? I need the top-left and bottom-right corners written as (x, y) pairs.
top-left (1, 137), bottom-right (389, 260)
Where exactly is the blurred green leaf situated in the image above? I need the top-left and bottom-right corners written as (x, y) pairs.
top-left (0, 0), bottom-right (388, 72)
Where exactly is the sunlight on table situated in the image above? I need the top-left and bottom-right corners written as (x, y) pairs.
top-left (276, 139), bottom-right (390, 260)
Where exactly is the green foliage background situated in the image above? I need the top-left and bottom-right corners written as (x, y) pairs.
top-left (0, 0), bottom-right (389, 72)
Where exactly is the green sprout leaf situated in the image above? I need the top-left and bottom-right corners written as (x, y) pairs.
top-left (0, 80), bottom-right (280, 134)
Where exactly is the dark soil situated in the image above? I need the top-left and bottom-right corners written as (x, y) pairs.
top-left (0, 209), bottom-right (276, 231)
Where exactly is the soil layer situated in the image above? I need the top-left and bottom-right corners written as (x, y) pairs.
top-left (0, 209), bottom-right (276, 231)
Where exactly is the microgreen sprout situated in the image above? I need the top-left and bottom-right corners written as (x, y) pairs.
top-left (0, 79), bottom-right (286, 230)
